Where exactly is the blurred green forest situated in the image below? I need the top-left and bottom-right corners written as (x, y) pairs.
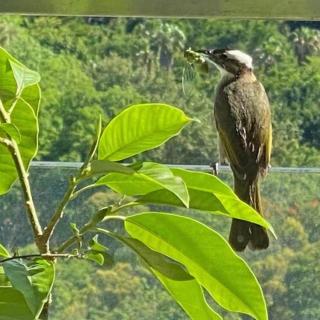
top-left (0, 16), bottom-right (319, 319)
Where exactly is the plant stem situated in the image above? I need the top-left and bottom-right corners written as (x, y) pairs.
top-left (94, 227), bottom-right (114, 237)
top-left (42, 175), bottom-right (78, 243)
top-left (57, 222), bottom-right (95, 253)
top-left (0, 253), bottom-right (80, 264)
top-left (56, 207), bottom-right (128, 253)
top-left (42, 117), bottom-right (102, 244)
top-left (0, 100), bottom-right (45, 252)
top-left (70, 183), bottom-right (97, 200)
top-left (109, 201), bottom-right (140, 214)
top-left (39, 301), bottom-right (50, 320)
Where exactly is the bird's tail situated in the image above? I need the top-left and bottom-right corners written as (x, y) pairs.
top-left (229, 176), bottom-right (269, 251)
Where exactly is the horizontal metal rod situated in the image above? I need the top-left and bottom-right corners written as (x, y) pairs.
top-left (0, 0), bottom-right (319, 20)
top-left (30, 161), bottom-right (320, 174)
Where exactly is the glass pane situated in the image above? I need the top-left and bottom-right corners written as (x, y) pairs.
top-left (1, 165), bottom-right (319, 319)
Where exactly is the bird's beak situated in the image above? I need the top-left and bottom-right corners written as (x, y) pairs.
top-left (195, 49), bottom-right (211, 56)
top-left (195, 49), bottom-right (227, 67)
top-left (194, 49), bottom-right (217, 65)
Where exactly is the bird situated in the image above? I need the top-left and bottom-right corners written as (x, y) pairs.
top-left (196, 48), bottom-right (272, 251)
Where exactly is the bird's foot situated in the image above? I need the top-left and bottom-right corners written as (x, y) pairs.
top-left (210, 162), bottom-right (220, 176)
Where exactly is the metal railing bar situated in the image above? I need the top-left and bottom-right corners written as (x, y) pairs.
top-left (30, 161), bottom-right (320, 174)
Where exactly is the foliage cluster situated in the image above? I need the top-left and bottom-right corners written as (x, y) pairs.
top-left (0, 47), bottom-right (274, 319)
top-left (1, 17), bottom-right (319, 166)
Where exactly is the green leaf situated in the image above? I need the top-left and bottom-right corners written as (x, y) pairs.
top-left (0, 49), bottom-right (40, 196)
top-left (0, 123), bottom-right (21, 143)
top-left (98, 103), bottom-right (191, 161)
top-left (86, 115), bottom-right (102, 164)
top-left (172, 168), bottom-right (235, 196)
top-left (0, 48), bottom-right (40, 107)
top-left (101, 252), bottom-right (114, 267)
top-left (100, 231), bottom-right (220, 318)
top-left (0, 243), bottom-right (9, 258)
top-left (139, 168), bottom-right (274, 233)
top-left (70, 222), bottom-right (80, 235)
top-left (97, 162), bottom-right (189, 207)
top-left (2, 258), bottom-right (55, 319)
top-left (0, 266), bottom-right (10, 286)
top-left (89, 235), bottom-right (109, 253)
top-left (84, 251), bottom-right (105, 266)
top-left (153, 270), bottom-right (222, 320)
top-left (9, 59), bottom-right (40, 95)
top-left (89, 159), bottom-right (134, 176)
top-left (0, 287), bottom-right (35, 320)
top-left (116, 235), bottom-right (193, 281)
top-left (125, 212), bottom-right (268, 320)
top-left (0, 48), bottom-right (24, 103)
top-left (0, 96), bottom-right (40, 195)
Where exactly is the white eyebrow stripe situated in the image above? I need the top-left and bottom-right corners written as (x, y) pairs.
top-left (226, 50), bottom-right (253, 69)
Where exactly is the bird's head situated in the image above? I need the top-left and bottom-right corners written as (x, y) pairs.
top-left (196, 48), bottom-right (253, 77)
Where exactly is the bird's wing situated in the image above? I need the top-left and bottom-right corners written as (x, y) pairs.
top-left (214, 79), bottom-right (272, 177)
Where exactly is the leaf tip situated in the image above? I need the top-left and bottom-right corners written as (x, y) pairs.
top-left (190, 117), bottom-right (201, 124)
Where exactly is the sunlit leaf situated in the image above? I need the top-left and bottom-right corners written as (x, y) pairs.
top-left (153, 269), bottom-right (222, 320)
top-left (125, 212), bottom-right (268, 320)
top-left (97, 162), bottom-right (189, 207)
top-left (98, 229), bottom-right (219, 318)
top-left (139, 168), bottom-right (274, 233)
top-left (0, 123), bottom-right (21, 143)
top-left (84, 251), bottom-right (105, 266)
top-left (9, 59), bottom-right (40, 95)
top-left (89, 159), bottom-right (134, 177)
top-left (0, 96), bottom-right (40, 195)
top-left (89, 235), bottom-right (109, 253)
top-left (98, 104), bottom-right (191, 161)
top-left (0, 48), bottom-right (40, 195)
top-left (115, 235), bottom-right (192, 280)
top-left (0, 287), bottom-right (34, 320)
top-left (2, 258), bottom-right (55, 319)
top-left (70, 223), bottom-right (80, 235)
top-left (0, 243), bottom-right (9, 258)
top-left (115, 234), bottom-right (221, 319)
top-left (0, 266), bottom-right (10, 286)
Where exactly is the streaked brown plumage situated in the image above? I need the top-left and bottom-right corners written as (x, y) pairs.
top-left (197, 49), bottom-right (272, 251)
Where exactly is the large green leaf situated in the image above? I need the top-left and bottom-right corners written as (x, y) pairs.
top-left (0, 123), bottom-right (21, 143)
top-left (0, 288), bottom-right (34, 320)
top-left (98, 103), bottom-right (191, 161)
top-left (2, 258), bottom-right (55, 319)
top-left (0, 266), bottom-right (10, 286)
top-left (153, 270), bottom-right (222, 320)
top-left (125, 213), bottom-right (268, 320)
top-left (89, 159), bottom-right (135, 176)
top-left (0, 243), bottom-right (9, 258)
top-left (139, 168), bottom-right (274, 233)
top-left (116, 235), bottom-right (192, 280)
top-left (0, 94), bottom-right (40, 195)
top-left (0, 48), bottom-right (40, 108)
top-left (96, 228), bottom-right (218, 319)
top-left (0, 48), bottom-right (40, 195)
top-left (9, 59), bottom-right (40, 96)
top-left (116, 235), bottom-right (221, 319)
top-left (96, 162), bottom-right (189, 207)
